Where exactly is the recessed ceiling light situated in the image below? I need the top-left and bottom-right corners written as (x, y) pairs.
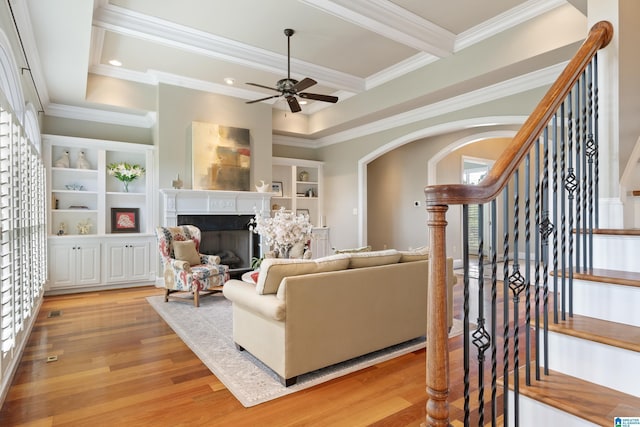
top-left (224, 77), bottom-right (235, 85)
top-left (299, 100), bottom-right (308, 105)
top-left (108, 59), bottom-right (122, 67)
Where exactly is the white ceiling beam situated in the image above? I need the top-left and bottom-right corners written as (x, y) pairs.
top-left (300, 0), bottom-right (455, 57)
top-left (92, 4), bottom-right (365, 93)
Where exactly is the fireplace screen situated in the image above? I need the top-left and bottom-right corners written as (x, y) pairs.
top-left (177, 214), bottom-right (258, 274)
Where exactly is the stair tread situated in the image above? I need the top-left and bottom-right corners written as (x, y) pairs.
top-left (553, 268), bottom-right (640, 288)
top-left (509, 367), bottom-right (640, 425)
top-left (592, 228), bottom-right (640, 236)
top-left (546, 312), bottom-right (640, 352)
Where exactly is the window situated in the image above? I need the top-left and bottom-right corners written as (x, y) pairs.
top-left (0, 92), bottom-right (46, 374)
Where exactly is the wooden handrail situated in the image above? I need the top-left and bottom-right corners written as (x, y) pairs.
top-left (424, 21), bottom-right (613, 207)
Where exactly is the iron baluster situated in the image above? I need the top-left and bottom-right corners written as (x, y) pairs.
top-left (586, 61), bottom-right (596, 270)
top-left (524, 152), bottom-right (532, 386)
top-left (491, 199), bottom-right (498, 427)
top-left (502, 185), bottom-right (510, 424)
top-left (541, 127), bottom-right (554, 376)
top-left (552, 113), bottom-right (559, 325)
top-left (462, 204), bottom-right (471, 426)
top-left (566, 89), bottom-right (577, 318)
top-left (473, 204), bottom-right (491, 426)
top-left (574, 82), bottom-right (582, 273)
top-left (581, 70), bottom-right (589, 270)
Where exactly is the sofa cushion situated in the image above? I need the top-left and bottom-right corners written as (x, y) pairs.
top-left (256, 254), bottom-right (351, 295)
top-left (173, 240), bottom-right (201, 266)
top-left (347, 249), bottom-right (401, 268)
top-left (399, 246), bottom-right (430, 262)
top-left (313, 254), bottom-right (351, 272)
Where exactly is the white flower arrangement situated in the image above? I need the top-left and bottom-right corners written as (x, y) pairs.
top-left (107, 162), bottom-right (145, 191)
top-left (250, 208), bottom-right (313, 257)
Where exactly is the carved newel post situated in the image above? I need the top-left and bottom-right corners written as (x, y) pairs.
top-left (425, 204), bottom-right (450, 427)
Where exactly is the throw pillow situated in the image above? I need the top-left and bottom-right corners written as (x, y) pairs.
top-left (334, 245), bottom-right (372, 254)
top-left (399, 246), bottom-right (430, 262)
top-left (256, 258), bottom-right (317, 295)
top-left (173, 240), bottom-right (201, 266)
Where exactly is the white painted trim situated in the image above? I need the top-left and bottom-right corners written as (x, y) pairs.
top-left (456, 0), bottom-right (568, 51)
top-left (316, 62), bottom-right (565, 148)
top-left (366, 53), bottom-right (438, 89)
top-left (357, 120), bottom-right (525, 247)
top-left (301, 0), bottom-right (455, 57)
top-left (92, 4), bottom-right (364, 93)
top-left (427, 130), bottom-right (520, 185)
top-left (46, 103), bottom-right (156, 128)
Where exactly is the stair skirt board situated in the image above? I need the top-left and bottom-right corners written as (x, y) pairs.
top-left (571, 279), bottom-right (640, 327)
top-left (508, 392), bottom-right (600, 427)
top-left (543, 331), bottom-right (639, 397)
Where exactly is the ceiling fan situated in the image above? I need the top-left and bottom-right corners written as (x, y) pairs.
top-left (245, 29), bottom-right (338, 113)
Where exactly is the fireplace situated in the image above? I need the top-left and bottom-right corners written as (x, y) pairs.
top-left (177, 214), bottom-right (258, 276)
top-left (160, 189), bottom-right (272, 279)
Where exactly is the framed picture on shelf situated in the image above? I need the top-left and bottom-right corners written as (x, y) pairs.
top-left (296, 209), bottom-right (310, 217)
top-left (111, 208), bottom-right (140, 233)
top-left (271, 181), bottom-right (283, 197)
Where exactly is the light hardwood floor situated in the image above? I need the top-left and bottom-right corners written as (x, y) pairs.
top-left (0, 280), bottom-right (504, 426)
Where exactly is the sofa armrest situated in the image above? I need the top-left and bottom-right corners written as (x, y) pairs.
top-left (223, 279), bottom-right (286, 321)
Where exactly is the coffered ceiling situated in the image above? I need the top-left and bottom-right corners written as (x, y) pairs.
top-left (14, 0), bottom-right (588, 138)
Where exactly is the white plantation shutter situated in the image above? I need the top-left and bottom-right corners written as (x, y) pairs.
top-left (0, 106), bottom-right (15, 352)
top-left (0, 95), bottom-right (46, 358)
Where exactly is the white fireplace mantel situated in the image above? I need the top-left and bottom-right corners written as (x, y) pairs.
top-left (160, 189), bottom-right (272, 226)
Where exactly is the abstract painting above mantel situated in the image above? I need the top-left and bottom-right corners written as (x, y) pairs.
top-left (191, 121), bottom-right (250, 191)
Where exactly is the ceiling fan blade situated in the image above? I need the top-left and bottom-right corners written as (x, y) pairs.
top-left (292, 77), bottom-right (317, 93)
top-left (246, 94), bottom-right (280, 104)
top-left (298, 92), bottom-right (339, 103)
top-left (286, 95), bottom-right (302, 113)
top-left (246, 82), bottom-right (280, 92)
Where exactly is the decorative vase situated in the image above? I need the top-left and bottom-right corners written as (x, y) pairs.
top-left (123, 181), bottom-right (130, 192)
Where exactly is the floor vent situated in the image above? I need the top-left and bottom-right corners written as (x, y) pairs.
top-left (46, 355), bottom-right (58, 362)
top-left (47, 310), bottom-right (62, 318)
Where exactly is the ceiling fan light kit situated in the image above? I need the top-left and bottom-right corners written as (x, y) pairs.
top-left (246, 28), bottom-right (338, 113)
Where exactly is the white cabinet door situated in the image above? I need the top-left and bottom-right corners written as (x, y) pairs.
top-left (105, 239), bottom-right (151, 284)
top-left (105, 243), bottom-right (127, 283)
top-left (49, 242), bottom-right (101, 288)
top-left (49, 244), bottom-right (75, 287)
top-left (128, 241), bottom-right (151, 282)
top-left (75, 244), bottom-right (101, 286)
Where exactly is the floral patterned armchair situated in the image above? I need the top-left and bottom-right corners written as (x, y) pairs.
top-left (156, 225), bottom-right (229, 307)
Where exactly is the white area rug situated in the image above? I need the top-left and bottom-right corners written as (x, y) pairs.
top-left (147, 293), bottom-right (463, 407)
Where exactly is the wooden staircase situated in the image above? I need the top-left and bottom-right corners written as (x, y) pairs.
top-left (511, 229), bottom-right (640, 426)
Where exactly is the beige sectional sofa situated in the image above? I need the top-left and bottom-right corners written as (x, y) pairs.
top-left (222, 248), bottom-right (456, 386)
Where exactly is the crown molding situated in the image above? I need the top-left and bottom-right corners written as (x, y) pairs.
top-left (46, 102), bottom-right (156, 128)
top-left (456, 0), bottom-right (567, 51)
top-left (300, 0), bottom-right (455, 57)
top-left (272, 134), bottom-right (315, 148)
top-left (92, 4), bottom-right (364, 93)
top-left (313, 61), bottom-right (567, 148)
top-left (365, 52), bottom-right (439, 89)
